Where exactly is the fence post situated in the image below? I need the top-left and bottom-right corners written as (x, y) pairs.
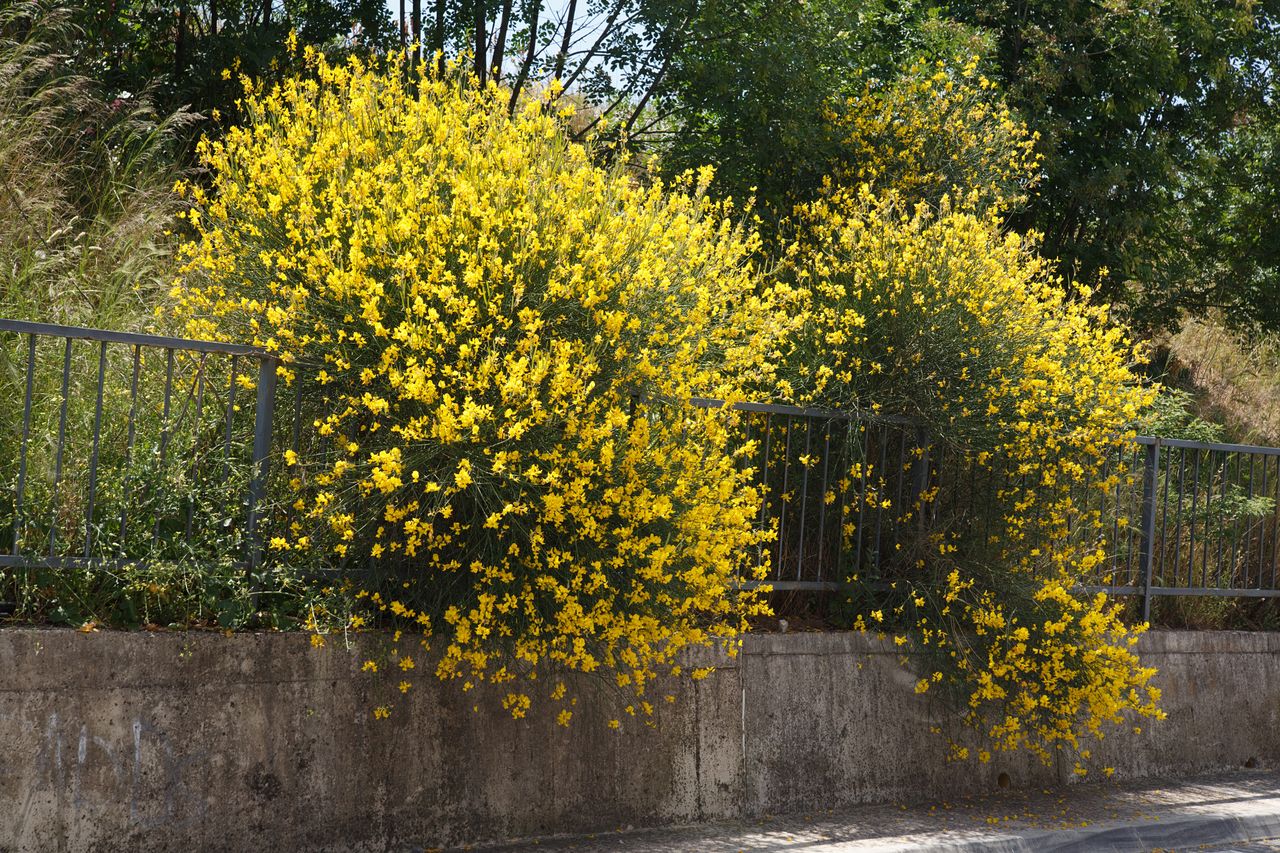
top-left (245, 354), bottom-right (279, 575)
top-left (1138, 438), bottom-right (1161, 623)
top-left (913, 424), bottom-right (931, 532)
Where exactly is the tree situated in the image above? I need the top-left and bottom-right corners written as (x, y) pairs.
top-left (72, 0), bottom-right (397, 115)
top-left (939, 0), bottom-right (1280, 328)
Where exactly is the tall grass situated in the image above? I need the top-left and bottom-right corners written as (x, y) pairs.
top-left (0, 0), bottom-right (196, 327)
top-left (1163, 314), bottom-right (1280, 447)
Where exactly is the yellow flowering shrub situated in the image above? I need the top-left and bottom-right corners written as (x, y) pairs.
top-left (783, 185), bottom-right (1163, 762)
top-left (828, 54), bottom-right (1040, 215)
top-left (170, 51), bottom-right (791, 719)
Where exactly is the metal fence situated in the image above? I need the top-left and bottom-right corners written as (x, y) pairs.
top-left (0, 318), bottom-right (278, 573)
top-left (3, 317), bottom-right (1279, 620)
top-left (1093, 437), bottom-right (1280, 619)
top-left (689, 398), bottom-right (932, 591)
top-left (704, 398), bottom-right (1280, 618)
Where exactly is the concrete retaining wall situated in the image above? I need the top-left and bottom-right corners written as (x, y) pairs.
top-left (1, 628), bottom-right (1277, 851)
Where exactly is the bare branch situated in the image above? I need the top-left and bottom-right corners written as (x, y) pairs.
top-left (507, 1), bottom-right (541, 115)
top-left (560, 0), bottom-right (627, 92)
top-left (552, 0), bottom-right (578, 83)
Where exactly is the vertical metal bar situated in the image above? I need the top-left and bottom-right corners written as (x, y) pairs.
top-left (1126, 445), bottom-right (1139, 582)
top-left (757, 413), bottom-right (771, 574)
top-left (1157, 441), bottom-right (1172, 588)
top-left (47, 337), bottom-right (72, 558)
top-left (1244, 454), bottom-right (1256, 589)
top-left (775, 416), bottom-right (793, 579)
top-left (1201, 451), bottom-right (1215, 589)
top-left (185, 354), bottom-right (208, 542)
top-left (757, 413), bottom-right (771, 528)
top-left (1138, 440), bottom-right (1160, 623)
top-left (152, 348), bottom-right (176, 543)
top-left (1173, 447), bottom-right (1187, 587)
top-left (118, 346), bottom-right (141, 550)
top-left (893, 428), bottom-right (908, 561)
top-left (1260, 453), bottom-right (1270, 589)
top-left (795, 417), bottom-right (812, 582)
top-left (158, 348), bottom-right (176, 464)
top-left (1188, 447), bottom-right (1200, 589)
top-left (873, 424), bottom-right (888, 576)
top-left (12, 334), bottom-right (36, 556)
top-left (245, 356), bottom-right (279, 574)
top-left (816, 420), bottom-right (831, 583)
top-left (283, 378), bottom-right (305, 533)
top-left (1215, 451), bottom-right (1229, 586)
top-left (833, 419), bottom-right (851, 582)
top-left (224, 354), bottom-right (240, 482)
top-left (1110, 448), bottom-right (1122, 577)
top-left (83, 340), bottom-right (107, 558)
top-left (1229, 452), bottom-right (1243, 588)
top-left (854, 421), bottom-right (869, 575)
top-left (1271, 455), bottom-right (1280, 591)
top-left (914, 425), bottom-right (931, 532)
top-left (1096, 451), bottom-right (1111, 574)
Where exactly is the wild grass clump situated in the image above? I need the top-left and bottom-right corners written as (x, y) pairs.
top-left (0, 1), bottom-right (195, 326)
top-left (1163, 314), bottom-right (1280, 446)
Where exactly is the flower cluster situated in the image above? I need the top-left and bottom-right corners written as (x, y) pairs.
top-left (171, 50), bottom-right (793, 720)
top-left (828, 54), bottom-right (1041, 215)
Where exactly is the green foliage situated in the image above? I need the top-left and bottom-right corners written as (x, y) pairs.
top-left (71, 0), bottom-right (396, 116)
top-left (654, 0), bottom-right (991, 225)
top-left (938, 0), bottom-right (1278, 328)
top-left (1141, 105), bottom-right (1280, 330)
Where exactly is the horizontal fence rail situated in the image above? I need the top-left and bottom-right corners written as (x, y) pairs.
top-left (3, 317), bottom-right (1279, 622)
top-left (0, 319), bottom-right (278, 575)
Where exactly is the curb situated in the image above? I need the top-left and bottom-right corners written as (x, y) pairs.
top-left (907, 811), bottom-right (1280, 853)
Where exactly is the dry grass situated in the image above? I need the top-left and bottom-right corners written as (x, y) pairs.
top-left (1162, 314), bottom-right (1280, 447)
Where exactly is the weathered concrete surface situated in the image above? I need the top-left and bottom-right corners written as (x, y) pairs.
top-left (0, 629), bottom-right (737, 852)
top-left (1090, 631), bottom-right (1280, 780)
top-left (0, 628), bottom-right (1278, 851)
top-left (740, 632), bottom-right (1059, 817)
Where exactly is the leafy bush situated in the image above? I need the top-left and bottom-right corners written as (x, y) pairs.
top-left (780, 185), bottom-right (1162, 763)
top-left (171, 50), bottom-right (793, 720)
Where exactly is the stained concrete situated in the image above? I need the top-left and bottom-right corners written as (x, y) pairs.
top-left (0, 629), bottom-right (1277, 851)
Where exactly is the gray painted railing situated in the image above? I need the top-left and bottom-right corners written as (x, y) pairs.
top-left (3, 318), bottom-right (1278, 621)
top-left (0, 318), bottom-right (277, 574)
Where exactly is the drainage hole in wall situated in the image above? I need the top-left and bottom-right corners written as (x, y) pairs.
top-left (997, 772), bottom-right (1011, 789)
top-left (1246, 757), bottom-right (1259, 769)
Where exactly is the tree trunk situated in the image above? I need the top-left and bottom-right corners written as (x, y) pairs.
top-left (433, 0), bottom-right (446, 74)
top-left (412, 0), bottom-right (423, 62)
top-left (490, 0), bottom-right (512, 82)
top-left (552, 0), bottom-right (577, 83)
top-left (474, 1), bottom-right (488, 83)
